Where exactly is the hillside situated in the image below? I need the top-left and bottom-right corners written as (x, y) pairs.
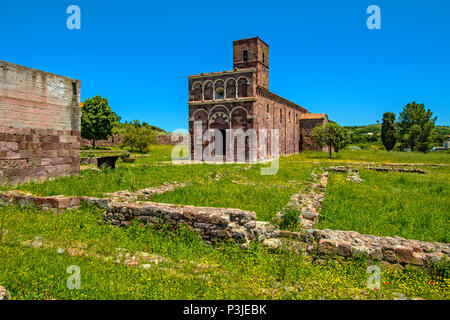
top-left (344, 124), bottom-right (450, 147)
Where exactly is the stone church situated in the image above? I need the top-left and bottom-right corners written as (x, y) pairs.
top-left (188, 37), bottom-right (328, 161)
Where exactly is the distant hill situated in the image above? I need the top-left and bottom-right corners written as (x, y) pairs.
top-left (344, 124), bottom-right (450, 148)
top-left (113, 120), bottom-right (166, 134)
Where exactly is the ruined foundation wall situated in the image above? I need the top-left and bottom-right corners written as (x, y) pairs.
top-left (0, 61), bottom-right (81, 184)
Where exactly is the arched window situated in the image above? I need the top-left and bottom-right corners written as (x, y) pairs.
top-left (215, 87), bottom-right (224, 100)
top-left (193, 83), bottom-right (202, 101)
top-left (280, 109), bottom-right (283, 123)
top-left (266, 104), bottom-right (270, 119)
top-left (214, 80), bottom-right (224, 100)
top-left (243, 50), bottom-right (248, 61)
top-left (237, 78), bottom-right (248, 97)
top-left (204, 82), bottom-right (213, 100)
top-left (289, 111), bottom-right (291, 122)
top-left (226, 79), bottom-right (236, 99)
top-left (263, 53), bottom-right (265, 64)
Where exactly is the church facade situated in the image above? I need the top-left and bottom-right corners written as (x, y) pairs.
top-left (188, 37), bottom-right (328, 161)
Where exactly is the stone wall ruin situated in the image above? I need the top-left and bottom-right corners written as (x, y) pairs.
top-left (0, 60), bottom-right (81, 185)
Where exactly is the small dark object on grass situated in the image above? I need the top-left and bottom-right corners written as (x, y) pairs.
top-left (97, 156), bottom-right (120, 169)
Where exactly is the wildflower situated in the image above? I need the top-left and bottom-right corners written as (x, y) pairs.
top-left (384, 282), bottom-right (389, 285)
top-left (430, 281), bottom-right (434, 285)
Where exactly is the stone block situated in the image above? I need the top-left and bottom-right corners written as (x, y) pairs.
top-left (336, 240), bottom-right (352, 257)
top-left (319, 239), bottom-right (337, 255)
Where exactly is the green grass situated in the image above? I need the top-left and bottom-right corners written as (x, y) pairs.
top-left (1, 160), bottom-right (314, 222)
top-left (0, 204), bottom-right (447, 300)
top-left (1, 148), bottom-right (449, 226)
top-left (0, 148), bottom-right (449, 299)
top-left (318, 169), bottom-right (450, 243)
top-left (288, 149), bottom-right (450, 164)
top-left (82, 145), bottom-right (177, 163)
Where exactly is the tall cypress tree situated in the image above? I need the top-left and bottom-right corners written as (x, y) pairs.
top-left (381, 112), bottom-right (396, 151)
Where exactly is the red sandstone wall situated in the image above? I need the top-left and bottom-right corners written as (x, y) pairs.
top-left (0, 61), bottom-right (81, 184)
top-left (300, 118), bottom-right (328, 152)
top-left (255, 89), bottom-right (309, 157)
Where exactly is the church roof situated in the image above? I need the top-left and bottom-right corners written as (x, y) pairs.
top-left (300, 113), bottom-right (327, 120)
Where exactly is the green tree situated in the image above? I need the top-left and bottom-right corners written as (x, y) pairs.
top-left (404, 124), bottom-right (421, 152)
top-left (312, 122), bottom-right (349, 158)
top-left (121, 125), bottom-right (157, 153)
top-left (417, 121), bottom-right (435, 152)
top-left (398, 102), bottom-right (436, 136)
top-left (381, 112), bottom-right (396, 151)
top-left (81, 96), bottom-right (119, 148)
top-left (397, 102), bottom-right (436, 152)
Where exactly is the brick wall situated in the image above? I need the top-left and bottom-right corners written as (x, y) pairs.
top-left (0, 60), bottom-right (81, 185)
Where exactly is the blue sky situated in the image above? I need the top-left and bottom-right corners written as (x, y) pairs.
top-left (1, 0), bottom-right (449, 131)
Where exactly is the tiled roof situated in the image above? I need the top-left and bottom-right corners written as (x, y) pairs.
top-left (300, 113), bottom-right (327, 120)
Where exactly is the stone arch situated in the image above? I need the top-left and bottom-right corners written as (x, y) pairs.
top-left (208, 106), bottom-right (230, 159)
top-left (213, 79), bottom-right (225, 100)
top-left (237, 77), bottom-right (249, 98)
top-left (225, 78), bottom-right (237, 99)
top-left (191, 81), bottom-right (203, 90)
top-left (213, 79), bottom-right (225, 87)
top-left (193, 108), bottom-right (208, 120)
top-left (192, 82), bottom-right (203, 101)
top-left (230, 106), bottom-right (249, 162)
top-left (230, 106), bottom-right (248, 118)
top-left (208, 105), bottom-right (231, 118)
top-left (204, 80), bottom-right (213, 100)
top-left (209, 111), bottom-right (229, 125)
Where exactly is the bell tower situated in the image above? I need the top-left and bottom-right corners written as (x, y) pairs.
top-left (233, 37), bottom-right (269, 89)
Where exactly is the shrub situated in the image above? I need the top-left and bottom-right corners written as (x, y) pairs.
top-left (121, 126), bottom-right (157, 153)
top-left (279, 207), bottom-right (301, 230)
top-left (120, 151), bottom-right (131, 160)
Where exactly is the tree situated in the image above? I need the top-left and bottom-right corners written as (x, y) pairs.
top-left (121, 125), bottom-right (157, 153)
top-left (381, 112), bottom-right (396, 151)
top-left (417, 121), bottom-right (435, 153)
top-left (404, 124), bottom-right (421, 152)
top-left (81, 96), bottom-right (119, 148)
top-left (312, 122), bottom-right (349, 158)
top-left (397, 102), bottom-right (437, 152)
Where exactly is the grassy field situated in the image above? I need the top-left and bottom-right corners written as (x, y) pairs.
top-left (289, 149), bottom-right (450, 164)
top-left (83, 144), bottom-right (450, 164)
top-left (318, 168), bottom-right (450, 243)
top-left (2, 146), bottom-right (450, 230)
top-left (1, 147), bottom-right (449, 299)
top-left (0, 204), bottom-right (447, 300)
top-left (2, 160), bottom-right (314, 222)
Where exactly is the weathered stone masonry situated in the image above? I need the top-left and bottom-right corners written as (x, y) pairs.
top-left (0, 61), bottom-right (81, 184)
top-left (1, 190), bottom-right (448, 268)
top-left (188, 37), bottom-right (328, 162)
